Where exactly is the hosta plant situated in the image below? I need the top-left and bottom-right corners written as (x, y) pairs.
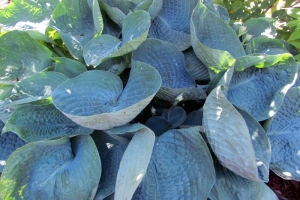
top-left (0, 0), bottom-right (299, 199)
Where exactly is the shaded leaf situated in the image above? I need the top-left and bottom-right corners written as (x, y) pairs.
top-left (161, 106), bottom-right (186, 128)
top-left (53, 57), bottom-right (87, 78)
top-left (246, 37), bottom-right (289, 55)
top-left (145, 116), bottom-right (172, 136)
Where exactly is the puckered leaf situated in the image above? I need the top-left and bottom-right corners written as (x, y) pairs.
top-left (264, 87), bottom-right (300, 181)
top-left (245, 37), bottom-right (289, 55)
top-left (52, 61), bottom-right (161, 130)
top-left (91, 131), bottom-right (129, 200)
top-left (3, 104), bottom-right (93, 142)
top-left (132, 38), bottom-right (206, 101)
top-left (115, 125), bottom-right (155, 200)
top-left (203, 86), bottom-right (260, 181)
top-left (84, 10), bottom-right (150, 66)
top-left (209, 163), bottom-right (277, 200)
top-left (228, 55), bottom-right (298, 121)
top-left (0, 31), bottom-right (53, 83)
top-left (148, 0), bottom-right (198, 51)
top-left (236, 107), bottom-right (271, 182)
top-left (49, 0), bottom-right (103, 60)
top-left (0, 135), bottom-right (101, 199)
top-left (0, 121), bottom-right (26, 172)
top-left (191, 2), bottom-right (244, 73)
top-left (184, 48), bottom-right (210, 81)
top-left (53, 57), bottom-right (87, 78)
top-left (0, 0), bottom-right (60, 32)
top-left (133, 127), bottom-right (215, 199)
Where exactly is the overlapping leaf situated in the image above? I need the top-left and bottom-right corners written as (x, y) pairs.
top-left (148, 0), bottom-right (198, 51)
top-left (191, 2), bottom-right (245, 73)
top-left (245, 37), bottom-right (289, 55)
top-left (0, 135), bottom-right (101, 200)
top-left (3, 104), bottom-right (93, 142)
top-left (264, 87), bottom-right (300, 181)
top-left (53, 57), bottom-right (87, 78)
top-left (52, 61), bottom-right (161, 130)
top-left (0, 0), bottom-right (60, 32)
top-left (209, 163), bottom-right (277, 200)
top-left (49, 0), bottom-right (103, 60)
top-left (203, 86), bottom-right (260, 181)
top-left (0, 31), bottom-right (53, 83)
top-left (228, 54), bottom-right (298, 121)
top-left (84, 10), bottom-right (150, 66)
top-left (133, 127), bottom-right (215, 199)
top-left (132, 38), bottom-right (206, 101)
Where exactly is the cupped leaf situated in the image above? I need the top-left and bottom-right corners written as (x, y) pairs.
top-left (0, 0), bottom-right (60, 32)
top-left (49, 0), bottom-right (103, 60)
top-left (203, 86), bottom-right (260, 181)
top-left (236, 107), bottom-right (271, 182)
top-left (184, 48), bottom-right (210, 81)
top-left (264, 87), bottom-right (300, 181)
top-left (0, 31), bottom-right (53, 83)
top-left (84, 10), bottom-right (151, 66)
top-left (99, 1), bottom-right (127, 26)
top-left (0, 84), bottom-right (14, 100)
top-left (115, 125), bottom-right (155, 200)
top-left (148, 0), bottom-right (198, 51)
top-left (206, 66), bottom-right (234, 95)
top-left (209, 163), bottom-right (277, 200)
top-left (132, 38), bottom-right (206, 101)
top-left (53, 57), bottom-right (87, 78)
top-left (133, 127), bottom-right (215, 199)
top-left (246, 37), bottom-right (289, 55)
top-left (161, 106), bottom-right (186, 128)
top-left (0, 121), bottom-right (26, 172)
top-left (181, 110), bottom-right (203, 127)
top-left (52, 61), bottom-right (161, 130)
top-left (191, 2), bottom-right (244, 73)
top-left (3, 104), bottom-right (93, 142)
top-left (213, 4), bottom-right (230, 24)
top-left (0, 135), bottom-right (101, 200)
top-left (91, 131), bottom-right (129, 200)
top-left (96, 56), bottom-right (128, 75)
top-left (228, 55), bottom-right (298, 121)
top-left (242, 17), bottom-right (277, 42)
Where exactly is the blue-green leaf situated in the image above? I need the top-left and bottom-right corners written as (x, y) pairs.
top-left (161, 106), bottom-right (186, 128)
top-left (0, 0), bottom-right (60, 32)
top-left (0, 121), bottom-right (26, 172)
top-left (49, 0), bottom-right (103, 60)
top-left (203, 86), bottom-right (260, 181)
top-left (191, 2), bottom-right (244, 73)
top-left (52, 61), bottom-right (161, 130)
top-left (84, 10), bottom-right (151, 66)
top-left (132, 38), bottom-right (206, 101)
top-left (0, 135), bottom-right (101, 199)
top-left (133, 127), bottom-right (215, 199)
top-left (145, 116), bottom-right (172, 136)
top-left (0, 31), bottom-right (53, 83)
top-left (0, 84), bottom-right (14, 100)
top-left (148, 0), bottom-right (198, 51)
top-left (209, 163), bottom-right (277, 200)
top-left (264, 87), bottom-right (300, 181)
top-left (115, 125), bottom-right (155, 200)
top-left (246, 37), bottom-right (289, 55)
top-left (92, 131), bottom-right (129, 200)
top-left (53, 57), bottom-right (87, 78)
top-left (3, 104), bottom-right (93, 142)
top-left (228, 55), bottom-right (298, 121)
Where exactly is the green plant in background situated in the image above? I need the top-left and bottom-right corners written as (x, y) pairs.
top-left (0, 0), bottom-right (299, 199)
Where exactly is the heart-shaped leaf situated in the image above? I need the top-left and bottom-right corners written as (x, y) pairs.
top-left (0, 135), bottom-right (101, 200)
top-left (132, 38), bottom-right (206, 101)
top-left (133, 127), bottom-right (215, 199)
top-left (264, 87), bottom-right (300, 181)
top-left (203, 86), bottom-right (260, 181)
top-left (3, 104), bottom-right (93, 142)
top-left (84, 10), bottom-right (151, 66)
top-left (52, 61), bottom-right (161, 130)
top-left (49, 0), bottom-right (103, 60)
top-left (0, 31), bottom-right (53, 83)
